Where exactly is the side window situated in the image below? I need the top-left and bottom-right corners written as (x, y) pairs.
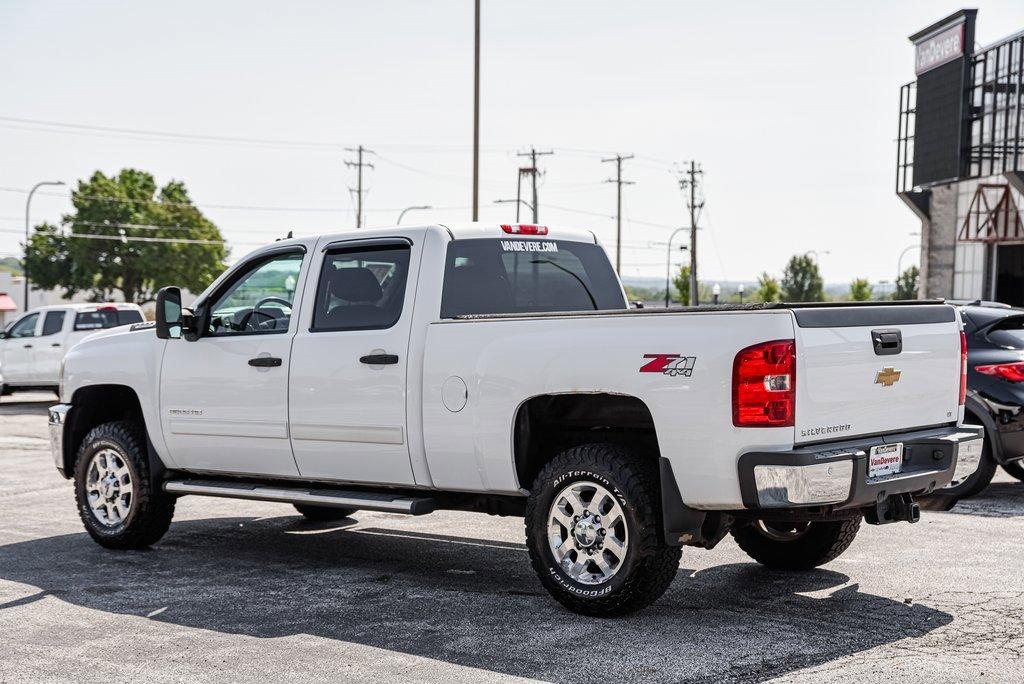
top-left (208, 251), bottom-right (304, 336)
top-left (312, 244), bottom-right (411, 332)
top-left (41, 311), bottom-right (66, 336)
top-left (9, 313), bottom-right (39, 338)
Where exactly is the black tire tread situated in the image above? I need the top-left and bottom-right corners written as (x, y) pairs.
top-left (74, 420), bottom-right (175, 549)
top-left (525, 443), bottom-right (681, 617)
top-left (730, 517), bottom-right (861, 570)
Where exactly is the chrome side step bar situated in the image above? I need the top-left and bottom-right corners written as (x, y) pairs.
top-left (163, 479), bottom-right (436, 515)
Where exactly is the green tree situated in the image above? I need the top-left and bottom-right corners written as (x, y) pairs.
top-left (672, 264), bottom-right (691, 305)
top-left (849, 278), bottom-right (873, 301)
top-left (781, 254), bottom-right (825, 302)
top-left (754, 272), bottom-right (781, 303)
top-left (25, 169), bottom-right (228, 303)
top-left (895, 265), bottom-right (919, 300)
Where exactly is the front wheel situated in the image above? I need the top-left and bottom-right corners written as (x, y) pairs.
top-left (525, 443), bottom-right (681, 617)
top-left (74, 421), bottom-right (175, 549)
top-left (730, 517), bottom-right (861, 570)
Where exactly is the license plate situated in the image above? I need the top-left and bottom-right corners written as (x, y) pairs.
top-left (868, 443), bottom-right (903, 479)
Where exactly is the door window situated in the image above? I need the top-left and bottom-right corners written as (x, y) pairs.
top-left (312, 244), bottom-right (411, 332)
top-left (208, 251), bottom-right (304, 336)
top-left (41, 311), bottom-right (66, 336)
top-left (8, 313), bottom-right (38, 338)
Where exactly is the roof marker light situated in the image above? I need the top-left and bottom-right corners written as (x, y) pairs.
top-left (501, 224), bottom-right (548, 235)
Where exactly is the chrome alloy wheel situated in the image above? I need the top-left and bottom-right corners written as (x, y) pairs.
top-left (755, 520), bottom-right (811, 542)
top-left (85, 449), bottom-right (134, 527)
top-left (547, 481), bottom-right (628, 585)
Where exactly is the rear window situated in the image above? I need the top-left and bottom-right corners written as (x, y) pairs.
top-left (440, 238), bottom-right (626, 318)
top-left (74, 309), bottom-right (144, 331)
top-left (984, 315), bottom-right (1024, 348)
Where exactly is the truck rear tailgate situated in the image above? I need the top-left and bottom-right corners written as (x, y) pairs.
top-left (792, 304), bottom-right (961, 444)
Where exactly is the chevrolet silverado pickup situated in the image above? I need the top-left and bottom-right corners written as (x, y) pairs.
top-left (49, 222), bottom-right (983, 616)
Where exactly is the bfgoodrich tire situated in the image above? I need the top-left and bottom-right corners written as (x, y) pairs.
top-left (730, 517), bottom-right (861, 570)
top-left (74, 421), bottom-right (175, 549)
top-left (525, 443), bottom-right (682, 617)
top-left (293, 504), bottom-right (356, 521)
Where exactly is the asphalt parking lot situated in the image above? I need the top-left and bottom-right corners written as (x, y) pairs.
top-left (2, 394), bottom-right (1024, 683)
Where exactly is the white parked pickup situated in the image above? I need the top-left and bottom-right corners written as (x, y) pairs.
top-left (48, 223), bottom-right (983, 615)
top-left (0, 303), bottom-right (143, 397)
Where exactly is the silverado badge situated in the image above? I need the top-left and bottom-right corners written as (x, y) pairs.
top-left (875, 367), bottom-right (902, 388)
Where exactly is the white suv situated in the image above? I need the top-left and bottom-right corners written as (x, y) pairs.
top-left (0, 303), bottom-right (144, 396)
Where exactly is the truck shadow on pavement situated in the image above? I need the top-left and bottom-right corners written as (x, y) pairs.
top-left (0, 515), bottom-right (953, 683)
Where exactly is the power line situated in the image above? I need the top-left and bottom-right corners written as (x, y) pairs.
top-left (517, 148), bottom-right (554, 223)
top-left (678, 161), bottom-right (704, 306)
top-left (601, 153), bottom-right (634, 275)
top-left (344, 145), bottom-right (375, 228)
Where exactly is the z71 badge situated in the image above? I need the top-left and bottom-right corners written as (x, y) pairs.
top-left (640, 354), bottom-right (696, 377)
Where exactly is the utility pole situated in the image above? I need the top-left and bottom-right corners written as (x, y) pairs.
top-left (344, 145), bottom-right (375, 228)
top-left (472, 0), bottom-right (480, 221)
top-left (517, 148), bottom-right (553, 222)
top-left (679, 161), bottom-right (703, 306)
top-left (602, 153), bottom-right (634, 276)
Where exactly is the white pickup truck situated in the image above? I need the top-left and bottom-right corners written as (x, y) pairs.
top-left (0, 303), bottom-right (143, 397)
top-left (49, 223), bottom-right (983, 616)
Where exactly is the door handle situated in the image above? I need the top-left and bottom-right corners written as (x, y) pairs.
top-left (360, 353), bottom-right (399, 365)
top-left (51, 343), bottom-right (61, 347)
top-left (248, 356), bottom-right (282, 367)
top-left (22, 344), bottom-right (32, 348)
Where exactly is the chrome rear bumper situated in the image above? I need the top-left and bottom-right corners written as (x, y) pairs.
top-left (738, 424), bottom-right (985, 510)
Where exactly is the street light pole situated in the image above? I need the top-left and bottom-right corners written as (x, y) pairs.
top-left (471, 0), bottom-right (480, 221)
top-left (24, 180), bottom-right (65, 310)
top-left (397, 205), bottom-right (432, 224)
top-left (494, 198), bottom-right (533, 218)
top-left (665, 226), bottom-right (689, 308)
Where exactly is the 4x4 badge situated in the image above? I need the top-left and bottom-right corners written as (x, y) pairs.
top-left (875, 367), bottom-right (902, 387)
top-left (640, 354), bottom-right (696, 377)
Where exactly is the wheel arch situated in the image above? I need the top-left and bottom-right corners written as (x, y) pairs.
top-left (511, 392), bottom-right (710, 547)
top-left (62, 384), bottom-right (162, 479)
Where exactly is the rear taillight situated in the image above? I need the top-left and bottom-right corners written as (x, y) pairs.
top-left (732, 339), bottom-right (796, 428)
top-left (960, 332), bottom-right (968, 404)
top-left (975, 361), bottom-right (1024, 383)
top-left (501, 224), bottom-right (548, 235)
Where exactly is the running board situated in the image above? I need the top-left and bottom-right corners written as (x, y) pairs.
top-left (163, 479), bottom-right (436, 515)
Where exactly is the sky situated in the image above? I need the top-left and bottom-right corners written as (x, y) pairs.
top-left (2, 0), bottom-right (1023, 286)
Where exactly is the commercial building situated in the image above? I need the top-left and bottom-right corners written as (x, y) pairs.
top-left (897, 9), bottom-right (1024, 302)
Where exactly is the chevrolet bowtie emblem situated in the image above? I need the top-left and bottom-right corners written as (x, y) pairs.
top-left (875, 367), bottom-right (902, 387)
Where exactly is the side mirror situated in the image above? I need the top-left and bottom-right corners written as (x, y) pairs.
top-left (155, 286), bottom-right (183, 339)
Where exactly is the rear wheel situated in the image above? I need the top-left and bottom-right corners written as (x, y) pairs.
top-left (74, 421), bottom-right (175, 549)
top-left (525, 443), bottom-right (681, 617)
top-left (293, 504), bottom-right (356, 521)
top-left (731, 517), bottom-right (861, 570)
top-left (1002, 459), bottom-right (1024, 482)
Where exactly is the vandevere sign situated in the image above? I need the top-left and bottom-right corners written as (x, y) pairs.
top-left (915, 22), bottom-right (965, 75)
